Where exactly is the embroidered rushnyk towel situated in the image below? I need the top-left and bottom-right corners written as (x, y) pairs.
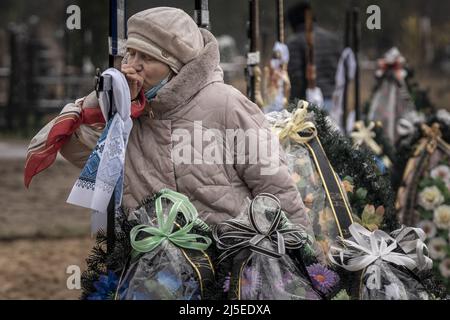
top-left (67, 68), bottom-right (132, 232)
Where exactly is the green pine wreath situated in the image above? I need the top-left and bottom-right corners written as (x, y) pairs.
top-left (287, 101), bottom-right (399, 231)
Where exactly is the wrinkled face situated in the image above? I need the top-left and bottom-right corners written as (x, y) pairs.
top-left (127, 48), bottom-right (171, 91)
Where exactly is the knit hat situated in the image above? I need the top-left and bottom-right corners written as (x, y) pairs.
top-left (126, 7), bottom-right (205, 74)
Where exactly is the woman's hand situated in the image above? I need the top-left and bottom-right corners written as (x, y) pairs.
top-left (121, 64), bottom-right (144, 100)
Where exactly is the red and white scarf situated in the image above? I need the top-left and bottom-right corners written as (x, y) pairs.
top-left (24, 89), bottom-right (145, 188)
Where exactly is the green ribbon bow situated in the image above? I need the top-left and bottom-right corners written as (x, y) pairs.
top-left (130, 189), bottom-right (212, 256)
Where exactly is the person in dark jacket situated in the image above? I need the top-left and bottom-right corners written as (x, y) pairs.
top-left (287, 2), bottom-right (341, 111)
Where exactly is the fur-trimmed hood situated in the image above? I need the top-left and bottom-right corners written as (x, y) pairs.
top-left (149, 29), bottom-right (224, 118)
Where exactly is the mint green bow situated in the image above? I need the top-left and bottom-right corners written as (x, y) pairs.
top-left (130, 189), bottom-right (212, 256)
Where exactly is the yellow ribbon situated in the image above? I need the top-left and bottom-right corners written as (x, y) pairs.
top-left (351, 121), bottom-right (392, 168)
top-left (396, 123), bottom-right (450, 214)
top-left (414, 123), bottom-right (450, 156)
top-left (278, 100), bottom-right (317, 144)
top-left (351, 121), bottom-right (382, 155)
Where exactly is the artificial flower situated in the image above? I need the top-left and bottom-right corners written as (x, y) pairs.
top-left (439, 258), bottom-right (450, 278)
top-left (223, 273), bottom-right (231, 293)
top-left (342, 180), bottom-right (354, 193)
top-left (361, 205), bottom-right (385, 231)
top-left (428, 237), bottom-right (447, 260)
top-left (87, 271), bottom-right (119, 300)
top-left (418, 186), bottom-right (444, 211)
top-left (430, 165), bottom-right (450, 184)
top-left (306, 263), bottom-right (339, 294)
top-left (318, 207), bottom-right (335, 232)
top-left (417, 220), bottom-right (437, 239)
top-left (434, 205), bottom-right (450, 230)
top-left (240, 266), bottom-right (260, 298)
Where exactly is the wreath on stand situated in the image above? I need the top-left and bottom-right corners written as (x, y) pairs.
top-left (284, 101), bottom-right (443, 298)
top-left (393, 109), bottom-right (450, 296)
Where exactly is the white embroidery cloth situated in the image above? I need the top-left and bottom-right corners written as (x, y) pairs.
top-left (67, 68), bottom-right (132, 233)
top-left (330, 47), bottom-right (356, 133)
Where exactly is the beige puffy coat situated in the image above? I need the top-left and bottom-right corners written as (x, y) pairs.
top-left (60, 29), bottom-right (309, 227)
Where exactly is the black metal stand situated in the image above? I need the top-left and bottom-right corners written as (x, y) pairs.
top-left (195, 0), bottom-right (210, 29)
top-left (94, 71), bottom-right (116, 254)
top-left (352, 7), bottom-right (360, 123)
top-left (106, 87), bottom-right (115, 254)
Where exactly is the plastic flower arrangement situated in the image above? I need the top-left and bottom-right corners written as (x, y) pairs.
top-left (415, 160), bottom-right (450, 291)
top-left (87, 271), bottom-right (119, 300)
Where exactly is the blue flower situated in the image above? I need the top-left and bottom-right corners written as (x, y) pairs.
top-left (87, 271), bottom-right (119, 300)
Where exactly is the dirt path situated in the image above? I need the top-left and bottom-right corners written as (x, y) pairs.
top-left (0, 159), bottom-right (91, 239)
top-left (0, 237), bottom-right (94, 299)
top-left (0, 152), bottom-right (94, 299)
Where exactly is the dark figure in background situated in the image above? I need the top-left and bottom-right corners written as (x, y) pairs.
top-left (287, 2), bottom-right (341, 111)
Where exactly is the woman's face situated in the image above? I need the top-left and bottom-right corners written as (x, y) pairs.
top-left (126, 48), bottom-right (171, 91)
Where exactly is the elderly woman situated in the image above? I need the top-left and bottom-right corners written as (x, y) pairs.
top-left (26, 7), bottom-right (308, 228)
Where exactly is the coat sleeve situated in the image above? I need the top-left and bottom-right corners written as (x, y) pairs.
top-left (59, 92), bottom-right (103, 168)
top-left (60, 125), bottom-right (102, 168)
top-left (225, 88), bottom-right (311, 229)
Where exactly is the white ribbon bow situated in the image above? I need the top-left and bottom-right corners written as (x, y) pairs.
top-left (329, 223), bottom-right (432, 273)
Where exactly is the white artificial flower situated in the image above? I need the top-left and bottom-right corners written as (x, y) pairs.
top-left (430, 165), bottom-right (450, 185)
top-left (437, 109), bottom-right (450, 126)
top-left (417, 220), bottom-right (437, 239)
top-left (439, 259), bottom-right (450, 278)
top-left (428, 237), bottom-right (448, 260)
top-left (434, 205), bottom-right (450, 230)
top-left (418, 186), bottom-right (444, 211)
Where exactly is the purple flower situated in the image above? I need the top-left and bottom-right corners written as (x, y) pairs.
top-left (223, 273), bottom-right (231, 293)
top-left (306, 263), bottom-right (339, 294)
top-left (240, 266), bottom-right (259, 298)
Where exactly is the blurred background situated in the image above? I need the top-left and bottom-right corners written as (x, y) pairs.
top-left (0, 0), bottom-right (449, 299)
